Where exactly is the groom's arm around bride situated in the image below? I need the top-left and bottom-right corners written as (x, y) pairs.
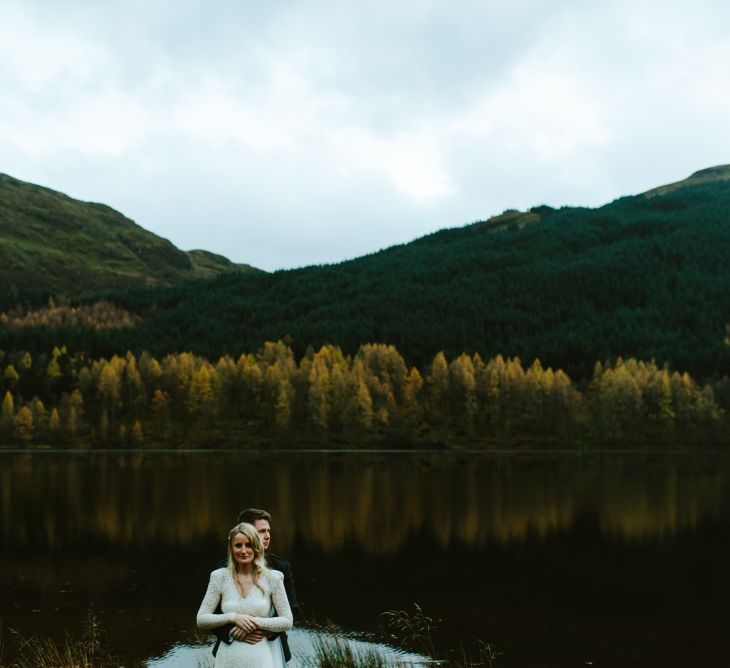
top-left (210, 508), bottom-right (300, 662)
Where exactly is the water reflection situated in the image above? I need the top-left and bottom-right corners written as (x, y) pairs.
top-left (145, 628), bottom-right (430, 668)
top-left (2, 451), bottom-right (730, 668)
top-left (0, 452), bottom-right (726, 553)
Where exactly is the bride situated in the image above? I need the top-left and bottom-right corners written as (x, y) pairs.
top-left (197, 523), bottom-right (293, 668)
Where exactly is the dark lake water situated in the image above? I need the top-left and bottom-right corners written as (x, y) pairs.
top-left (2, 449), bottom-right (730, 667)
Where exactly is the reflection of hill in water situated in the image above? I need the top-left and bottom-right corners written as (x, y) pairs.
top-left (1, 453), bottom-right (727, 554)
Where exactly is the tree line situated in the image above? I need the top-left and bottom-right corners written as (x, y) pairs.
top-left (1, 342), bottom-right (727, 447)
top-left (0, 300), bottom-right (139, 330)
top-left (3, 179), bottom-right (729, 383)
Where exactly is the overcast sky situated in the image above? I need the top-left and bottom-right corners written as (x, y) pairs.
top-left (2, 1), bottom-right (730, 271)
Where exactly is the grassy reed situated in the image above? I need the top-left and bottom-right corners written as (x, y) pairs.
top-left (309, 634), bottom-right (392, 667)
top-left (382, 603), bottom-right (502, 667)
top-left (0, 604), bottom-right (499, 667)
top-left (0, 611), bottom-right (129, 668)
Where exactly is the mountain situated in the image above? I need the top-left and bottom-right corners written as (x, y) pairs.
top-left (642, 165), bottom-right (730, 197)
top-left (0, 173), bottom-right (257, 302)
top-left (3, 167), bottom-right (730, 381)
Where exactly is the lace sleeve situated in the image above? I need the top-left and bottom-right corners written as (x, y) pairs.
top-left (256, 571), bottom-right (293, 633)
top-left (197, 570), bottom-right (237, 630)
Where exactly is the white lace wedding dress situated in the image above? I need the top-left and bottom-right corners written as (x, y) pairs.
top-left (197, 568), bottom-right (293, 668)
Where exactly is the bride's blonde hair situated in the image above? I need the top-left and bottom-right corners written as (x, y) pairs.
top-left (227, 522), bottom-right (268, 594)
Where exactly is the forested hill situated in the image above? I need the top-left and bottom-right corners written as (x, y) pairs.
top-left (0, 173), bottom-right (256, 302)
top-left (3, 166), bottom-right (730, 381)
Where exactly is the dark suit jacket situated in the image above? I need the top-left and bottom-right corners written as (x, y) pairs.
top-left (210, 553), bottom-right (300, 662)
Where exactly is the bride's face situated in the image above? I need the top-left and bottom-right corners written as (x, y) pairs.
top-left (231, 532), bottom-right (255, 565)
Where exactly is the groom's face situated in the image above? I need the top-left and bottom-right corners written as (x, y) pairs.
top-left (254, 519), bottom-right (271, 551)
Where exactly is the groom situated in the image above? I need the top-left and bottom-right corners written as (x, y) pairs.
top-left (212, 507), bottom-right (300, 662)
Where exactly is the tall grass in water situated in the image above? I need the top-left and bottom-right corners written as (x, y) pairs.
top-left (309, 635), bottom-right (392, 667)
top-left (382, 603), bottom-right (437, 660)
top-left (0, 604), bottom-right (499, 667)
top-left (310, 603), bottom-right (502, 667)
top-left (446, 641), bottom-right (503, 668)
top-left (0, 610), bottom-right (128, 668)
top-left (382, 603), bottom-right (502, 667)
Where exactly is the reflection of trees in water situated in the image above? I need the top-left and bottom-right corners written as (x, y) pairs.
top-left (1, 455), bottom-right (726, 554)
top-left (597, 468), bottom-right (724, 539)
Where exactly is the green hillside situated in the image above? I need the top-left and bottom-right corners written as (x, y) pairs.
top-left (0, 173), bottom-right (256, 304)
top-left (2, 167), bottom-right (730, 381)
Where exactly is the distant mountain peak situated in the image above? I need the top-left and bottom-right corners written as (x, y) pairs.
top-left (0, 173), bottom-right (258, 299)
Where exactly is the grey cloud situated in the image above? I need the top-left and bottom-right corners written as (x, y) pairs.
top-left (3, 0), bottom-right (730, 271)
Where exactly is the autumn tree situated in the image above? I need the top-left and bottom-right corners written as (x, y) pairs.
top-left (3, 364), bottom-right (20, 387)
top-left (427, 352), bottom-right (450, 424)
top-left (449, 354), bottom-right (477, 431)
top-left (308, 352), bottom-right (332, 433)
top-left (31, 398), bottom-right (47, 434)
top-left (353, 379), bottom-right (374, 432)
top-left (341, 359), bottom-right (374, 434)
top-left (274, 379), bottom-right (292, 432)
top-left (13, 406), bottom-right (34, 442)
top-left (593, 359), bottom-right (644, 441)
top-left (187, 364), bottom-right (215, 421)
top-left (1, 391), bottom-right (14, 429)
top-left (99, 409), bottom-right (110, 442)
top-left (138, 351), bottom-right (163, 388)
top-left (98, 356), bottom-right (124, 421)
top-left (149, 388), bottom-right (170, 437)
top-left (403, 366), bottom-right (424, 428)
top-left (238, 354), bottom-right (263, 418)
top-left (45, 356), bottom-right (63, 390)
top-left (357, 345), bottom-right (408, 424)
top-left (131, 420), bottom-right (144, 445)
top-left (67, 406), bottom-right (79, 437)
top-left (123, 352), bottom-right (146, 417)
top-left (150, 388), bottom-right (170, 415)
top-left (49, 408), bottom-right (61, 433)
top-left (212, 355), bottom-right (239, 418)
